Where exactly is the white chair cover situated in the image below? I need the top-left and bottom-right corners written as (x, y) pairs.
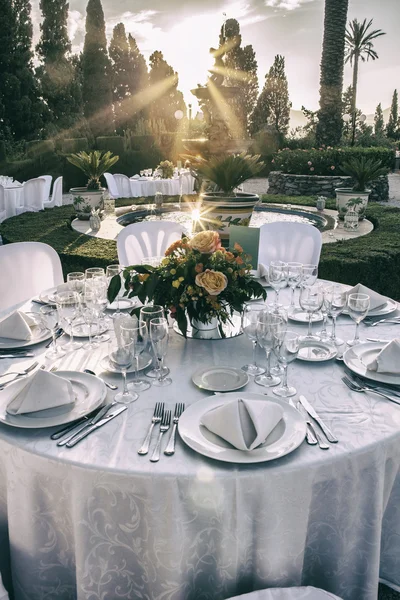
top-left (258, 222), bottom-right (322, 267)
top-left (129, 180), bottom-right (142, 198)
top-left (0, 572), bottom-right (9, 600)
top-left (44, 176), bottom-right (63, 208)
top-left (179, 172), bottom-right (195, 195)
top-left (117, 221), bottom-right (185, 267)
top-left (226, 588), bottom-right (342, 600)
top-left (39, 175), bottom-right (52, 203)
top-left (17, 178), bottom-right (46, 214)
top-left (0, 185), bottom-right (6, 224)
top-left (114, 174), bottom-right (133, 198)
top-left (104, 173), bottom-right (120, 199)
top-left (0, 242), bottom-right (64, 311)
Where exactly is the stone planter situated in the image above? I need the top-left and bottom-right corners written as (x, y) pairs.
top-left (200, 192), bottom-right (259, 240)
top-left (70, 187), bottom-right (105, 220)
top-left (335, 188), bottom-right (370, 220)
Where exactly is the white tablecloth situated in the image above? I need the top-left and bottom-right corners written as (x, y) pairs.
top-left (227, 588), bottom-right (342, 599)
top-left (0, 287), bottom-right (399, 600)
top-left (129, 176), bottom-right (195, 197)
top-left (3, 186), bottom-right (24, 219)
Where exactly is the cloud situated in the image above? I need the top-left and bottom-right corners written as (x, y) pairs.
top-left (106, 10), bottom-right (162, 51)
top-left (68, 10), bottom-right (85, 54)
top-left (265, 0), bottom-right (315, 10)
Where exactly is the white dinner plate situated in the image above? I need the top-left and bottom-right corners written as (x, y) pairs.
top-left (288, 310), bottom-right (323, 323)
top-left (107, 297), bottom-right (139, 311)
top-left (99, 352), bottom-right (152, 374)
top-left (343, 298), bottom-right (398, 318)
top-left (192, 366), bottom-right (249, 392)
top-left (178, 392), bottom-right (306, 463)
top-left (0, 312), bottom-right (52, 349)
top-left (343, 342), bottom-right (400, 385)
top-left (0, 370), bottom-right (107, 428)
top-left (297, 340), bottom-right (337, 362)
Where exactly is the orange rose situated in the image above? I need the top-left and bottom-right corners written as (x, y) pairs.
top-left (195, 269), bottom-right (228, 296)
top-left (195, 263), bottom-right (204, 273)
top-left (234, 242), bottom-right (243, 253)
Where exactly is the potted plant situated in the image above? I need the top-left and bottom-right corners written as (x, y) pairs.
top-left (335, 156), bottom-right (388, 220)
top-left (67, 150), bottom-right (119, 218)
top-left (190, 153), bottom-right (265, 240)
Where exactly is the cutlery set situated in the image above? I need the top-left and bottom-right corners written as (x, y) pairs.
top-left (0, 349), bottom-right (35, 359)
top-left (138, 402), bottom-right (185, 461)
top-left (291, 395), bottom-right (338, 450)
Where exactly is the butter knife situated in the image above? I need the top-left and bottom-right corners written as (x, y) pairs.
top-left (56, 401), bottom-right (116, 446)
top-left (66, 405), bottom-right (127, 447)
top-left (298, 395), bottom-right (338, 443)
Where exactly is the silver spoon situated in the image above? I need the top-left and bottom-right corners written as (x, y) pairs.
top-left (83, 369), bottom-right (118, 390)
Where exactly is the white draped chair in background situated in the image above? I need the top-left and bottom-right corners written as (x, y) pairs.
top-left (117, 221), bottom-right (185, 266)
top-left (179, 171), bottom-right (195, 196)
top-left (258, 222), bottom-right (322, 267)
top-left (226, 588), bottom-right (342, 600)
top-left (114, 174), bottom-right (133, 198)
top-left (0, 241), bottom-right (64, 311)
top-left (39, 175), bottom-right (52, 204)
top-left (44, 176), bottom-right (63, 208)
top-left (104, 172), bottom-right (120, 199)
top-left (0, 186), bottom-right (6, 223)
top-left (17, 178), bottom-right (46, 214)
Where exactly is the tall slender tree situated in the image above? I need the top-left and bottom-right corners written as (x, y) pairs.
top-left (82, 0), bottom-right (114, 137)
top-left (127, 34), bottom-right (148, 125)
top-left (148, 51), bottom-right (185, 132)
top-left (109, 23), bottom-right (132, 133)
top-left (0, 0), bottom-right (15, 140)
top-left (345, 18), bottom-right (385, 145)
top-left (374, 103), bottom-right (385, 136)
top-left (386, 90), bottom-right (399, 140)
top-left (315, 0), bottom-right (349, 147)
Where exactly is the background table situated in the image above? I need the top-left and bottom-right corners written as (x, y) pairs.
top-left (0, 287), bottom-right (399, 600)
top-left (3, 185), bottom-right (24, 219)
top-left (129, 175), bottom-right (195, 198)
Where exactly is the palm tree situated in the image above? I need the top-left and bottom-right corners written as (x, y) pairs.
top-left (345, 18), bottom-right (386, 145)
top-left (315, 0), bottom-right (349, 148)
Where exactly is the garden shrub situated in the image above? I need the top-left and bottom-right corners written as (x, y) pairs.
top-left (96, 136), bottom-right (124, 155)
top-left (26, 140), bottom-right (55, 158)
top-left (0, 141), bottom-right (6, 162)
top-left (128, 135), bottom-right (156, 151)
top-left (61, 138), bottom-right (89, 154)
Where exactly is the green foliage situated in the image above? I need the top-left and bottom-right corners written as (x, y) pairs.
top-left (96, 136), bottom-right (124, 155)
top-left (61, 138), bottom-right (89, 153)
top-left (157, 160), bottom-right (174, 179)
top-left (148, 51), bottom-right (186, 132)
top-left (26, 140), bottom-right (55, 158)
top-left (193, 153), bottom-right (265, 194)
top-left (0, 141), bottom-right (6, 162)
top-left (339, 156), bottom-right (388, 192)
top-left (386, 90), bottom-right (400, 140)
top-left (67, 150), bottom-right (119, 189)
top-left (374, 103), bottom-right (385, 136)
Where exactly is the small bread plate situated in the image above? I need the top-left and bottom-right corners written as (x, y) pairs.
top-left (0, 312), bottom-right (51, 349)
top-left (343, 298), bottom-right (398, 318)
top-left (178, 392), bottom-right (306, 463)
top-left (100, 352), bottom-right (152, 374)
top-left (297, 340), bottom-right (337, 362)
top-left (288, 310), bottom-right (323, 323)
top-left (0, 370), bottom-right (106, 428)
top-left (107, 296), bottom-right (139, 311)
top-left (343, 342), bottom-right (400, 385)
top-left (192, 366), bottom-right (249, 393)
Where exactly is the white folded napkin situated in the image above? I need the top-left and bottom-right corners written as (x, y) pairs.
top-left (201, 398), bottom-right (284, 451)
top-left (346, 283), bottom-right (388, 311)
top-left (258, 264), bottom-right (270, 284)
top-left (367, 339), bottom-right (400, 374)
top-left (132, 174), bottom-right (140, 179)
top-left (0, 311), bottom-right (36, 340)
top-left (6, 369), bottom-right (75, 415)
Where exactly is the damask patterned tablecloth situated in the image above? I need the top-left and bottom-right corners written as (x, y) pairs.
top-left (0, 290), bottom-right (399, 600)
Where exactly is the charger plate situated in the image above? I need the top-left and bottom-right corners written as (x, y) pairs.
top-left (0, 312), bottom-right (51, 349)
top-left (343, 342), bottom-right (400, 385)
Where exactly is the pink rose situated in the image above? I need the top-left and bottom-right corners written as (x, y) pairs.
top-left (310, 167), bottom-right (315, 172)
top-left (331, 165), bottom-right (335, 170)
top-left (307, 161), bottom-right (312, 166)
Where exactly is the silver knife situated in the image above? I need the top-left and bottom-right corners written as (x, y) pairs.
top-left (298, 395), bottom-right (338, 443)
top-left (51, 405), bottom-right (105, 440)
top-left (65, 405), bottom-right (127, 447)
top-left (0, 353), bottom-right (35, 359)
top-left (56, 401), bottom-right (117, 446)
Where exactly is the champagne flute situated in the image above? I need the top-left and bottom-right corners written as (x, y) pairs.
top-left (55, 291), bottom-right (82, 351)
top-left (108, 338), bottom-right (137, 403)
top-left (150, 317), bottom-right (172, 387)
top-left (324, 284), bottom-right (347, 347)
top-left (315, 285), bottom-right (331, 342)
top-left (301, 264), bottom-right (318, 287)
top-left (40, 305), bottom-right (66, 359)
top-left (106, 264), bottom-right (121, 317)
top-left (241, 303), bottom-right (266, 376)
top-left (273, 330), bottom-right (300, 398)
top-left (121, 320), bottom-right (151, 392)
top-left (299, 284), bottom-right (324, 340)
top-left (347, 293), bottom-right (370, 346)
top-left (268, 261), bottom-right (288, 309)
top-left (287, 262), bottom-right (303, 312)
top-left (255, 311), bottom-right (283, 388)
top-left (139, 305), bottom-right (168, 378)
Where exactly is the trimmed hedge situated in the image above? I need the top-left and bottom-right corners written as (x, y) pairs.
top-left (61, 138), bottom-right (89, 154)
top-left (1, 196), bottom-right (400, 301)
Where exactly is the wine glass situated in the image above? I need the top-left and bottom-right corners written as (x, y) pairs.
top-left (254, 311), bottom-right (283, 388)
top-left (140, 170), bottom-right (144, 177)
top-left (301, 264), bottom-right (318, 287)
top-left (273, 330), bottom-right (300, 398)
top-left (241, 303), bottom-right (266, 376)
top-left (150, 317), bottom-right (172, 387)
top-left (120, 320), bottom-right (151, 392)
top-left (82, 289), bottom-right (99, 349)
top-left (106, 264), bottom-right (121, 317)
top-left (85, 267), bottom-right (105, 282)
top-left (108, 339), bottom-right (137, 403)
top-left (315, 285), bottom-right (331, 342)
top-left (287, 262), bottom-right (303, 312)
top-left (347, 293), bottom-right (370, 346)
top-left (55, 291), bottom-right (82, 351)
top-left (324, 284), bottom-right (347, 347)
top-left (67, 272), bottom-right (85, 294)
top-left (268, 261), bottom-right (288, 308)
top-left (87, 280), bottom-right (110, 343)
top-left (40, 305), bottom-right (66, 359)
top-left (139, 305), bottom-right (168, 378)
top-left (299, 284), bottom-right (324, 340)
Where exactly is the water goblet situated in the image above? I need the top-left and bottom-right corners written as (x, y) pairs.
top-left (301, 264), bottom-right (318, 287)
top-left (106, 264), bottom-right (121, 317)
top-left (140, 305), bottom-right (168, 378)
top-left (85, 267), bottom-right (106, 283)
top-left (88, 280), bottom-right (111, 343)
top-left (108, 339), bottom-right (138, 403)
top-left (150, 317), bottom-right (172, 386)
top-left (40, 305), bottom-right (66, 359)
top-left (120, 320), bottom-right (151, 392)
top-left (55, 291), bottom-right (82, 351)
top-left (273, 330), bottom-right (300, 398)
top-left (266, 304), bottom-right (288, 374)
top-left (287, 262), bottom-right (303, 312)
top-left (347, 293), bottom-right (370, 346)
top-left (241, 303), bottom-right (266, 376)
top-left (254, 311), bottom-right (283, 388)
top-left (268, 261), bottom-right (288, 308)
top-left (81, 302), bottom-right (99, 349)
top-left (67, 272), bottom-right (85, 294)
top-left (299, 284), bottom-right (324, 340)
top-left (324, 284), bottom-right (347, 347)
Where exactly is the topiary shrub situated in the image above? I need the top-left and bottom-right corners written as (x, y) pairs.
top-left (61, 138), bottom-right (89, 154)
top-left (96, 136), bottom-right (124, 155)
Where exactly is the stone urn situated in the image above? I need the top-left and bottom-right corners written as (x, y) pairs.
top-left (335, 188), bottom-right (370, 220)
top-left (200, 192), bottom-right (259, 240)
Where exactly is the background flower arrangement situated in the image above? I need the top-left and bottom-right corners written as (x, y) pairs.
top-left (156, 160), bottom-right (174, 179)
top-left (108, 231), bottom-right (266, 337)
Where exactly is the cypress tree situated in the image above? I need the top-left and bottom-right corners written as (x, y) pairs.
top-left (127, 34), bottom-right (148, 126)
top-left (386, 90), bottom-right (399, 140)
top-left (109, 23), bottom-right (132, 133)
top-left (82, 0), bottom-right (114, 137)
top-left (374, 103), bottom-right (385, 136)
top-left (148, 51), bottom-right (185, 132)
top-left (0, 0), bottom-right (15, 140)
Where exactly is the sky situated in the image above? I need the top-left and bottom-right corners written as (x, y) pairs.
top-left (31, 0), bottom-right (400, 117)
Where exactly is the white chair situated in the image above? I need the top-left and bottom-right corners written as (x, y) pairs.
top-left (114, 174), bottom-right (133, 198)
top-left (258, 222), bottom-right (322, 267)
top-left (0, 242), bottom-right (64, 311)
top-left (179, 172), bottom-right (195, 196)
top-left (104, 172), bottom-right (120, 199)
top-left (44, 176), bottom-right (63, 208)
top-left (17, 178), bottom-right (46, 214)
top-left (0, 572), bottom-right (9, 600)
top-left (0, 186), bottom-right (6, 223)
top-left (226, 587), bottom-right (342, 600)
top-left (39, 175), bottom-right (52, 203)
top-left (117, 221), bottom-right (185, 267)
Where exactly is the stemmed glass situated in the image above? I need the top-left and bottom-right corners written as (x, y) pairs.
top-left (40, 305), bottom-right (66, 359)
top-left (287, 262), bottom-right (303, 312)
top-left (301, 264), bottom-right (318, 287)
top-left (139, 305), bottom-right (168, 378)
top-left (109, 338), bottom-right (137, 404)
top-left (82, 289), bottom-right (99, 349)
top-left (241, 303), bottom-right (266, 376)
top-left (55, 291), bottom-right (82, 351)
top-left (273, 330), bottom-right (300, 398)
top-left (255, 311), bottom-right (284, 388)
top-left (150, 317), bottom-right (172, 386)
top-left (87, 280), bottom-right (110, 343)
top-left (324, 284), bottom-right (347, 347)
top-left (299, 284), bottom-right (324, 340)
top-left (106, 264), bottom-right (121, 317)
top-left (316, 286), bottom-right (331, 342)
top-left (67, 272), bottom-right (85, 294)
top-left (268, 261), bottom-right (288, 309)
top-left (85, 267), bottom-right (105, 282)
top-left (347, 293), bottom-right (370, 346)
top-left (121, 321), bottom-right (151, 392)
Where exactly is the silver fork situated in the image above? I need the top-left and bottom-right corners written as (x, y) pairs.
top-left (164, 403), bottom-right (185, 456)
top-left (364, 318), bottom-right (400, 327)
top-left (150, 410), bottom-right (171, 462)
top-left (138, 402), bottom-right (164, 455)
top-left (342, 376), bottom-right (400, 406)
top-left (0, 361), bottom-right (38, 390)
top-left (297, 402), bottom-right (328, 450)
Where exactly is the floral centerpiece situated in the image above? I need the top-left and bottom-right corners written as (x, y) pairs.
top-left (107, 231), bottom-right (266, 337)
top-left (157, 160), bottom-right (174, 179)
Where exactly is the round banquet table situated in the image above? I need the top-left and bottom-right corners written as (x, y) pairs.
top-left (0, 286), bottom-right (399, 600)
top-left (3, 185), bottom-right (24, 219)
top-left (129, 175), bottom-right (195, 198)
